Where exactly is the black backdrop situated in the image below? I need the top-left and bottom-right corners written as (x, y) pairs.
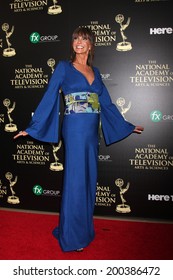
top-left (0, 0), bottom-right (173, 221)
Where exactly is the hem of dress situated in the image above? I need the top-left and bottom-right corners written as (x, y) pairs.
top-left (52, 226), bottom-right (95, 252)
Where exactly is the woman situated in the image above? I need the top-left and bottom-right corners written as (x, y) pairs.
top-left (14, 27), bottom-right (144, 252)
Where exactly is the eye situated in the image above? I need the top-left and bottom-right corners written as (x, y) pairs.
top-left (82, 36), bottom-right (88, 40)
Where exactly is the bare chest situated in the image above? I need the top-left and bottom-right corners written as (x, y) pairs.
top-left (73, 64), bottom-right (95, 85)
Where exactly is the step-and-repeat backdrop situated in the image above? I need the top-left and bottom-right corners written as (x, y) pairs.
top-left (0, 0), bottom-right (172, 221)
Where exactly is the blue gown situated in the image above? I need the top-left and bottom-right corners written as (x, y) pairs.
top-left (26, 60), bottom-right (135, 251)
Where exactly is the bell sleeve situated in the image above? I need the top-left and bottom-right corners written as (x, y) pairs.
top-left (25, 61), bottom-right (65, 143)
top-left (96, 69), bottom-right (135, 145)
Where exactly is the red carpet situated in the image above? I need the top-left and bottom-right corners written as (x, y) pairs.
top-left (0, 209), bottom-right (173, 260)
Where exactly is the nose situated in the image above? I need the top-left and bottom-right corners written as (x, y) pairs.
top-left (76, 36), bottom-right (82, 43)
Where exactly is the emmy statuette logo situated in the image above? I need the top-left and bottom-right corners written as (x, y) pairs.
top-left (47, 58), bottom-right (56, 73)
top-left (0, 179), bottom-right (7, 198)
top-left (48, 0), bottom-right (62, 15)
top-left (3, 98), bottom-right (18, 132)
top-left (5, 172), bottom-right (20, 204)
top-left (115, 14), bottom-right (132, 51)
top-left (50, 141), bottom-right (63, 171)
top-left (115, 178), bottom-right (131, 213)
top-left (47, 58), bottom-right (62, 93)
top-left (116, 97), bottom-right (131, 120)
top-left (2, 23), bottom-right (16, 57)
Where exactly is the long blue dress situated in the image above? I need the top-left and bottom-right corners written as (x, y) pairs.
top-left (25, 60), bottom-right (135, 251)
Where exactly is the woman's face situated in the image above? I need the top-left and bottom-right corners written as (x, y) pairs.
top-left (72, 34), bottom-right (91, 55)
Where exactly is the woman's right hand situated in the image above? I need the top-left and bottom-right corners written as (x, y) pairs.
top-left (13, 131), bottom-right (28, 139)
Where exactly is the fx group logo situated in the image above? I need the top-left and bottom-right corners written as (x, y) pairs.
top-left (150, 110), bottom-right (173, 122)
top-left (30, 32), bottom-right (59, 44)
top-left (150, 110), bottom-right (162, 122)
top-left (33, 184), bottom-right (43, 195)
top-left (32, 184), bottom-right (61, 196)
top-left (30, 32), bottom-right (40, 44)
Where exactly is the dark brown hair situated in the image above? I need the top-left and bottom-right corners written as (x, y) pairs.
top-left (70, 26), bottom-right (95, 67)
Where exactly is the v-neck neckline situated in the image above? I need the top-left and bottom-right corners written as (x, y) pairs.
top-left (71, 62), bottom-right (95, 86)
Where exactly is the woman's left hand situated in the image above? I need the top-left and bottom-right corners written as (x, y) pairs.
top-left (133, 126), bottom-right (144, 134)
